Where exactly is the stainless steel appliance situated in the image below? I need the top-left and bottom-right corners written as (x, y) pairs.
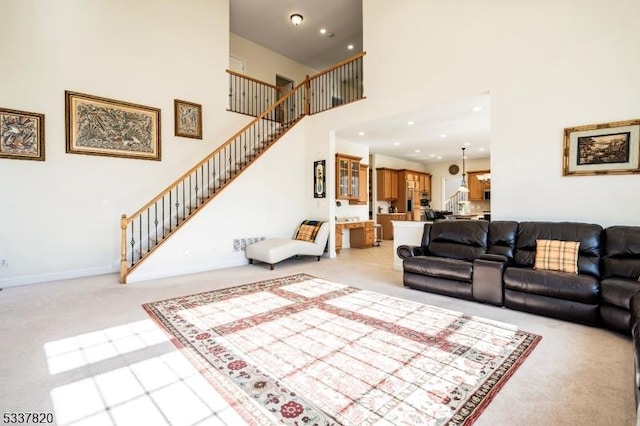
top-left (484, 190), bottom-right (490, 200)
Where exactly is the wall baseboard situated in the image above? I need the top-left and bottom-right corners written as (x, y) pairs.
top-left (0, 265), bottom-right (119, 289)
top-left (126, 257), bottom-right (248, 284)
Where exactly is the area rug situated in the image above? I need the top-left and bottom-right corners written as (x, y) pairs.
top-left (143, 274), bottom-right (541, 425)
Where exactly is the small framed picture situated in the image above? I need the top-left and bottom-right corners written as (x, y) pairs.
top-left (314, 160), bottom-right (326, 198)
top-left (563, 118), bottom-right (640, 176)
top-left (0, 107), bottom-right (45, 161)
top-left (174, 99), bottom-right (202, 139)
top-left (66, 91), bottom-right (161, 161)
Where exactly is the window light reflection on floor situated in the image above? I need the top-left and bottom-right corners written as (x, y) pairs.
top-left (50, 351), bottom-right (246, 426)
top-left (43, 319), bottom-right (169, 375)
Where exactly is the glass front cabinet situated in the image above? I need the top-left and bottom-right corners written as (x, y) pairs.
top-left (335, 153), bottom-right (362, 200)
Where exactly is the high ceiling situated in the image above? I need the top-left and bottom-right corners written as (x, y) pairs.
top-left (230, 0), bottom-right (363, 71)
top-left (230, 1), bottom-right (490, 164)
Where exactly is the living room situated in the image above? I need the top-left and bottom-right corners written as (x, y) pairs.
top-left (1, 0), bottom-right (639, 425)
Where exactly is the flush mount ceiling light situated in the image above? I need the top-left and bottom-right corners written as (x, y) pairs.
top-left (347, 44), bottom-right (354, 50)
top-left (290, 13), bottom-right (303, 26)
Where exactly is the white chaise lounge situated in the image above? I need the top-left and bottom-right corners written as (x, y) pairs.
top-left (245, 220), bottom-right (330, 270)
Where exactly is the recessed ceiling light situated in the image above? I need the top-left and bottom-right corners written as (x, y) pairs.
top-left (430, 154), bottom-right (435, 157)
top-left (440, 134), bottom-right (447, 138)
top-left (394, 142), bottom-right (400, 146)
top-left (320, 28), bottom-right (327, 34)
top-left (464, 142), bottom-right (471, 146)
top-left (347, 44), bottom-right (354, 50)
top-left (415, 149), bottom-right (421, 153)
top-left (358, 131), bottom-right (365, 136)
top-left (407, 121), bottom-right (415, 126)
top-left (473, 106), bottom-right (482, 112)
top-left (437, 156), bottom-right (442, 159)
top-left (479, 147), bottom-right (485, 151)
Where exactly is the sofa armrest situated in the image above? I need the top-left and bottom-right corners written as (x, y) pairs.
top-left (472, 258), bottom-right (506, 306)
top-left (477, 253), bottom-right (509, 263)
top-left (397, 245), bottom-right (427, 260)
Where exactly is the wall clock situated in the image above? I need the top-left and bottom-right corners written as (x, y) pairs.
top-left (448, 164), bottom-right (460, 175)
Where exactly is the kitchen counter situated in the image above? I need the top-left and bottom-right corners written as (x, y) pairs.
top-left (376, 213), bottom-right (407, 240)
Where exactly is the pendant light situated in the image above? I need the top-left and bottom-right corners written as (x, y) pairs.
top-left (458, 147), bottom-right (470, 193)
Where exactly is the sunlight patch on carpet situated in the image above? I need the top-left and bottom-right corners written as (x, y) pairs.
top-left (143, 274), bottom-right (541, 425)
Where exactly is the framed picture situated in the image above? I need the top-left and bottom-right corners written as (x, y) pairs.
top-left (65, 91), bottom-right (161, 160)
top-left (563, 118), bottom-right (640, 176)
top-left (174, 99), bottom-right (202, 139)
top-left (314, 160), bottom-right (326, 198)
top-left (0, 107), bottom-right (45, 161)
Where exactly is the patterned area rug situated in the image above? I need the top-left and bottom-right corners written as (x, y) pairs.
top-left (143, 274), bottom-right (541, 425)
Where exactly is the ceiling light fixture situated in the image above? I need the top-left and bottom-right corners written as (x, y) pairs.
top-left (347, 44), bottom-right (354, 50)
top-left (358, 131), bottom-right (365, 136)
top-left (407, 121), bottom-right (415, 126)
top-left (440, 134), bottom-right (447, 138)
top-left (290, 13), bottom-right (303, 26)
top-left (458, 147), bottom-right (470, 193)
top-left (320, 28), bottom-right (327, 34)
top-left (415, 149), bottom-right (421, 153)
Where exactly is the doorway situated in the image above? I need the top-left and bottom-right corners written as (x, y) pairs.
top-left (276, 75), bottom-right (294, 123)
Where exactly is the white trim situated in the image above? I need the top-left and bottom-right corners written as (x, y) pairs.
top-left (0, 265), bottom-right (118, 289)
top-left (126, 256), bottom-right (248, 284)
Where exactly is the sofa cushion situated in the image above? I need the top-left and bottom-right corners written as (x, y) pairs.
top-left (513, 222), bottom-right (602, 277)
top-left (503, 267), bottom-right (600, 304)
top-left (534, 239), bottom-right (580, 274)
top-left (602, 226), bottom-right (640, 280)
top-left (487, 221), bottom-right (519, 261)
top-left (601, 278), bottom-right (640, 309)
top-left (427, 220), bottom-right (489, 261)
top-left (403, 256), bottom-right (473, 283)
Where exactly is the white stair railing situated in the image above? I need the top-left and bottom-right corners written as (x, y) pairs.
top-left (444, 190), bottom-right (468, 215)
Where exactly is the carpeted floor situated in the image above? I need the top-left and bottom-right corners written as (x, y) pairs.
top-left (0, 241), bottom-right (635, 425)
top-left (143, 273), bottom-right (541, 425)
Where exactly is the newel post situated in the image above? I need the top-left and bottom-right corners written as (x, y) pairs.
top-left (120, 214), bottom-right (128, 284)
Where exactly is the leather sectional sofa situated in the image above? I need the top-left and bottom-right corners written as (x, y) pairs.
top-left (397, 219), bottom-right (640, 409)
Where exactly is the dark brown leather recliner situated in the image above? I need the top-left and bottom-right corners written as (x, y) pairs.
top-left (502, 222), bottom-right (603, 325)
top-left (397, 220), bottom-right (518, 303)
top-left (600, 226), bottom-right (640, 334)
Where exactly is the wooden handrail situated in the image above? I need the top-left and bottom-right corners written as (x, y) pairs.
top-left (125, 81), bottom-right (306, 222)
top-left (225, 69), bottom-right (281, 92)
top-left (309, 51), bottom-right (366, 80)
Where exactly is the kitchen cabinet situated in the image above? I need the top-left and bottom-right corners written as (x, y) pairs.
top-left (336, 154), bottom-right (362, 200)
top-left (418, 173), bottom-right (431, 196)
top-left (376, 213), bottom-right (406, 240)
top-left (376, 168), bottom-right (399, 200)
top-left (349, 164), bottom-right (369, 205)
top-left (468, 170), bottom-right (491, 201)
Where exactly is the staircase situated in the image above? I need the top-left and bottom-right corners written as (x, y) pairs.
top-left (119, 53), bottom-right (365, 283)
top-left (444, 189), bottom-right (468, 215)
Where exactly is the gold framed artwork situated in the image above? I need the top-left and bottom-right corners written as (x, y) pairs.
top-left (65, 91), bottom-right (161, 160)
top-left (0, 107), bottom-right (45, 161)
top-left (174, 99), bottom-right (202, 139)
top-left (563, 118), bottom-right (640, 176)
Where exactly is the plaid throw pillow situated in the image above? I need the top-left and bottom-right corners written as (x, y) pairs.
top-left (294, 220), bottom-right (324, 242)
top-left (534, 239), bottom-right (580, 274)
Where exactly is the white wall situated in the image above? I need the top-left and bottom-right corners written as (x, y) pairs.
top-left (361, 0), bottom-right (640, 226)
top-left (230, 33), bottom-right (317, 86)
top-left (1, 0), bottom-right (249, 286)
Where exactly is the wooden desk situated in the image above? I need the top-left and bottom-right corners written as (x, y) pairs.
top-left (336, 220), bottom-right (375, 253)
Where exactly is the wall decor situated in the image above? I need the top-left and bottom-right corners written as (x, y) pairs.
top-left (0, 107), bottom-right (45, 161)
top-left (563, 118), bottom-right (640, 176)
top-left (314, 160), bottom-right (326, 198)
top-left (174, 99), bottom-right (202, 139)
top-left (65, 91), bottom-right (161, 160)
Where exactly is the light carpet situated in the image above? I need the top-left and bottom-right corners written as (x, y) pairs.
top-left (143, 273), bottom-right (541, 425)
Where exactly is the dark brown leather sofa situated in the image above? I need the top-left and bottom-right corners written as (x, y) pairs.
top-left (503, 222), bottom-right (603, 326)
top-left (398, 220), bottom-right (640, 332)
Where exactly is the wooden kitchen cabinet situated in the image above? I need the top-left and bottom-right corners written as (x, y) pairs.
top-left (376, 213), bottom-right (407, 240)
top-left (350, 164), bottom-right (369, 205)
top-left (467, 170), bottom-right (490, 201)
top-left (336, 153), bottom-right (362, 200)
top-left (376, 168), bottom-right (398, 200)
